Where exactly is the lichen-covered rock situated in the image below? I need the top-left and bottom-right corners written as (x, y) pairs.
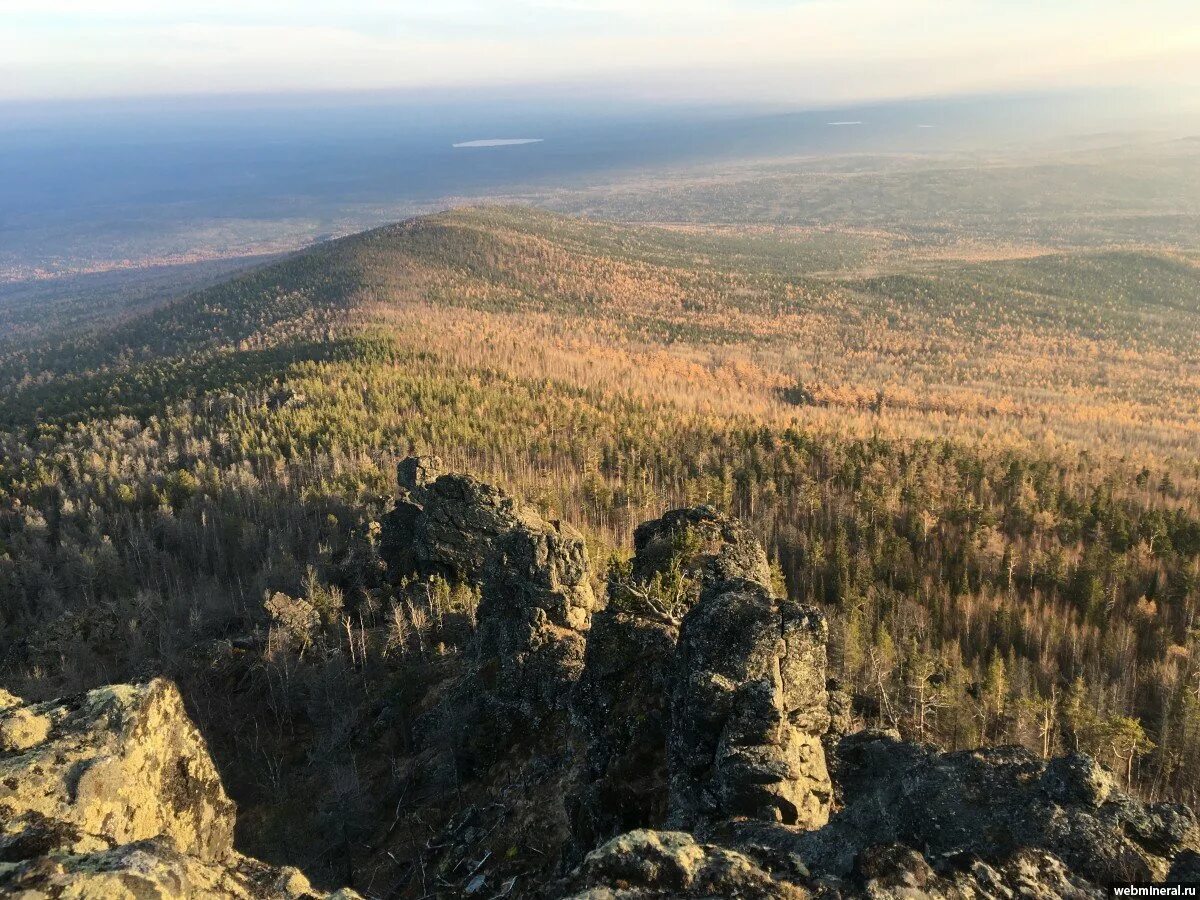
top-left (0, 681), bottom-right (361, 900)
top-left (570, 607), bottom-right (678, 848)
top-left (561, 829), bottom-right (807, 899)
top-left (824, 679), bottom-right (852, 741)
top-left (628, 506), bottom-right (773, 608)
top-left (1169, 849), bottom-right (1200, 882)
top-left (381, 458), bottom-right (596, 763)
top-left (571, 506), bottom-right (786, 849)
top-left (478, 510), bottom-right (595, 709)
top-left (571, 506), bottom-right (831, 854)
top-left (0, 838), bottom-right (361, 900)
top-left (669, 583), bottom-right (831, 830)
top-left (0, 686), bottom-right (23, 711)
top-left (792, 731), bottom-right (1199, 886)
top-left (381, 458), bottom-right (595, 633)
top-left (849, 844), bottom-right (1105, 899)
top-left (0, 679), bottom-right (235, 861)
top-left (0, 705), bottom-right (52, 752)
top-left (1041, 752), bottom-right (1116, 807)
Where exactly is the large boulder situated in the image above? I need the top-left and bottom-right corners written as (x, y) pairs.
top-left (669, 583), bottom-right (831, 830)
top-left (791, 731), bottom-right (1199, 886)
top-left (380, 458), bottom-right (596, 776)
top-left (0, 679), bottom-right (235, 861)
top-left (0, 680), bottom-right (360, 899)
top-left (0, 838), bottom-right (360, 900)
top-left (560, 829), bottom-right (807, 900)
top-left (571, 506), bottom-right (831, 850)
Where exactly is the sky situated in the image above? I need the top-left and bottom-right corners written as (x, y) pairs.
top-left (2, 0), bottom-right (1199, 105)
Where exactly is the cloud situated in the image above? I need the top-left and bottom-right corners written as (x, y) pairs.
top-left (1, 0), bottom-right (1197, 102)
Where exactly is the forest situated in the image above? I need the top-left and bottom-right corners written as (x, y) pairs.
top-left (2, 154), bottom-right (1200, 882)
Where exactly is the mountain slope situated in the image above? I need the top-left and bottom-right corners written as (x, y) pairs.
top-left (1, 207), bottom-right (1199, 886)
top-left (6, 206), bottom-right (1200, 453)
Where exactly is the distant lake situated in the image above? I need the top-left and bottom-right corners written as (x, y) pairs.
top-left (453, 138), bottom-right (544, 148)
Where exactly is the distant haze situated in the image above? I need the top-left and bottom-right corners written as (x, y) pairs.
top-left (2, 1), bottom-right (1198, 104)
top-left (1, 90), bottom-right (1196, 281)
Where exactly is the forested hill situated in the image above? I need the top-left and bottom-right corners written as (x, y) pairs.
top-left (4, 207), bottom-right (1200, 451)
top-left (1, 206), bottom-right (1199, 882)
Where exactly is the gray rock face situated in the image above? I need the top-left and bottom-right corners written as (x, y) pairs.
top-left (628, 506), bottom-right (773, 608)
top-left (790, 731), bottom-right (1198, 886)
top-left (561, 830), bottom-right (806, 900)
top-left (342, 474), bottom-right (1200, 898)
top-left (0, 680), bottom-right (358, 899)
top-left (380, 458), bottom-right (595, 730)
top-left (571, 506), bottom-right (832, 851)
top-left (669, 582), bottom-right (831, 830)
top-left (557, 508), bottom-right (1198, 900)
top-left (570, 607), bottom-right (678, 847)
top-left (1170, 849), bottom-right (1200, 882)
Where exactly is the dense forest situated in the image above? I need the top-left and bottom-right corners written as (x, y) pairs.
top-left (2, 191), bottom-right (1199, 881)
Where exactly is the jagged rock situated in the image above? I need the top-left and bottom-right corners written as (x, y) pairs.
top-left (381, 458), bottom-right (595, 767)
top-left (0, 681), bottom-right (361, 900)
top-left (669, 582), bottom-right (831, 830)
top-left (570, 505), bottom-right (831, 864)
top-left (561, 829), bottom-right (807, 899)
top-left (570, 607), bottom-right (678, 847)
top-left (628, 506), bottom-right (773, 607)
top-left (558, 828), bottom-right (1116, 899)
top-left (1041, 752), bottom-right (1116, 807)
top-left (853, 843), bottom-right (934, 892)
top-left (571, 506), bottom-right (784, 848)
top-left (373, 487), bottom-right (1200, 897)
top-left (0, 679), bottom-right (235, 861)
top-left (382, 459), bottom-right (591, 614)
top-left (381, 461), bottom-right (595, 699)
top-left (478, 509), bottom-right (595, 710)
top-left (851, 845), bottom-right (1105, 899)
top-left (791, 731), bottom-right (1199, 886)
top-left (0, 838), bottom-right (361, 899)
top-left (576, 729), bottom-right (1198, 898)
top-left (0, 687), bottom-right (23, 711)
top-left (824, 679), bottom-right (852, 740)
top-left (398, 453), bottom-right (443, 491)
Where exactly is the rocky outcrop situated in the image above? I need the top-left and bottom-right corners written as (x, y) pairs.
top-left (556, 502), bottom-right (1197, 899)
top-left (0, 680), bottom-right (358, 899)
top-left (669, 582), bottom-right (831, 831)
top-left (561, 830), bottom-right (806, 899)
top-left (381, 457), bottom-right (595, 724)
top-left (376, 476), bottom-right (1200, 897)
top-left (8, 467), bottom-right (1195, 900)
top-left (572, 733), bottom-right (1199, 898)
top-left (0, 679), bottom-right (235, 862)
top-left (570, 505), bottom-right (832, 851)
top-left (1, 839), bottom-right (360, 900)
top-left (625, 506), bottom-right (774, 607)
top-left (791, 732), bottom-right (1198, 885)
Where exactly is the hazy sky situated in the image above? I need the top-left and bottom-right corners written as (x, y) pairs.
top-left (3, 0), bottom-right (1199, 104)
